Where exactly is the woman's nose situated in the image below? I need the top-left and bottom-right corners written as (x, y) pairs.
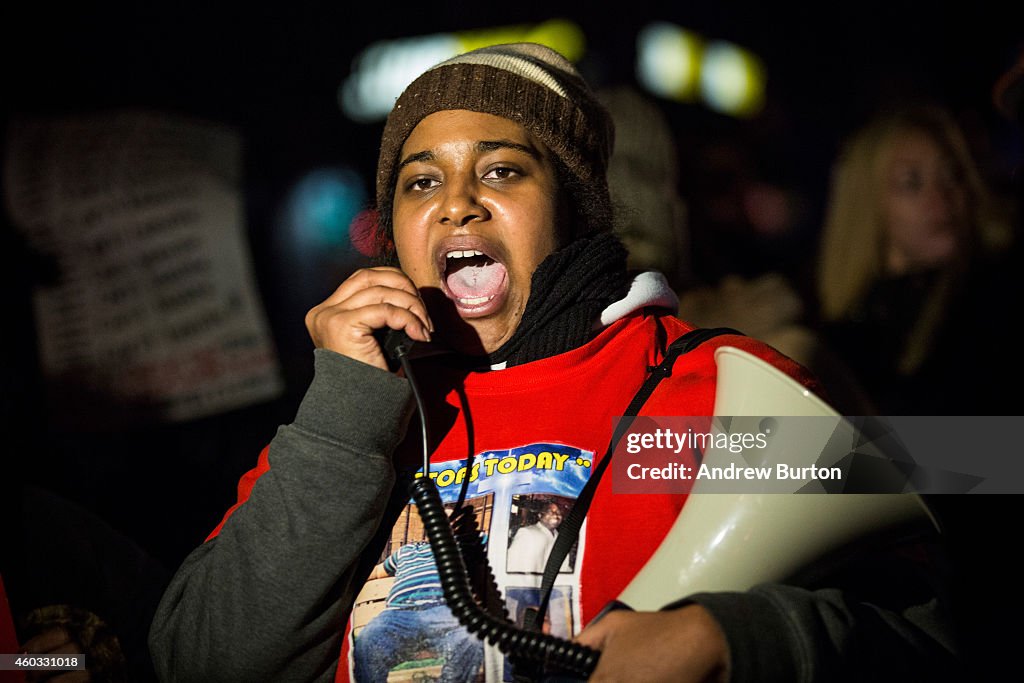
top-left (439, 178), bottom-right (489, 227)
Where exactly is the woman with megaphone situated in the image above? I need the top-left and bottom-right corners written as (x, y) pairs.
top-left (149, 43), bottom-right (961, 683)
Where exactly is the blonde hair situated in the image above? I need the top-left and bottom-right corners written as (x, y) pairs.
top-left (817, 104), bottom-right (1006, 373)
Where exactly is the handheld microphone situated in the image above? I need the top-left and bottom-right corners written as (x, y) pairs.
top-left (373, 328), bottom-right (416, 371)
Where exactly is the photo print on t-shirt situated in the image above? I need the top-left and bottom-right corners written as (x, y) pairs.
top-left (346, 442), bottom-right (593, 683)
top-left (506, 493), bottom-right (577, 574)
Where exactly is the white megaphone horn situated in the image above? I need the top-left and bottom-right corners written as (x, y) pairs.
top-left (617, 346), bottom-right (937, 611)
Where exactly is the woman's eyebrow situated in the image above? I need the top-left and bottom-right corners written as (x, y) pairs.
top-left (477, 140), bottom-right (541, 160)
top-left (398, 140), bottom-right (540, 172)
top-left (397, 150), bottom-right (435, 172)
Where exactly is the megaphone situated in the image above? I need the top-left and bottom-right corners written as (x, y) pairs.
top-left (617, 346), bottom-right (937, 610)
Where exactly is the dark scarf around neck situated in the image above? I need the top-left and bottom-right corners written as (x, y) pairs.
top-left (486, 231), bottom-right (631, 367)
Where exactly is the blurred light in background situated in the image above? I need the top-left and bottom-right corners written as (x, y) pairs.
top-left (282, 166), bottom-right (367, 249)
top-left (636, 22), bottom-right (702, 102)
top-left (637, 22), bottom-right (766, 118)
top-left (701, 41), bottom-right (765, 118)
top-left (341, 35), bottom-right (457, 123)
top-left (340, 19), bottom-right (585, 122)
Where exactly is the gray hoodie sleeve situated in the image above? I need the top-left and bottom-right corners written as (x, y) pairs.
top-left (148, 349), bottom-right (415, 683)
top-left (679, 585), bottom-right (962, 682)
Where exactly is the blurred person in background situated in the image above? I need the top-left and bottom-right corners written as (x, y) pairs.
top-left (600, 86), bottom-right (874, 414)
top-left (597, 86), bottom-right (692, 291)
top-left (0, 225), bottom-right (168, 683)
top-left (816, 103), bottom-right (1018, 415)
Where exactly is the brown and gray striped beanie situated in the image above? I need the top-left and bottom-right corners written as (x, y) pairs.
top-left (374, 42), bottom-right (615, 243)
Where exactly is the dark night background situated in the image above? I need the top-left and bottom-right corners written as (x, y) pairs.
top-left (2, 0), bottom-right (1021, 679)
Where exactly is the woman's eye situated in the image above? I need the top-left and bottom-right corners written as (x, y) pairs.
top-left (483, 167), bottom-right (519, 180)
top-left (408, 177), bottom-right (439, 191)
top-left (893, 169), bottom-right (923, 192)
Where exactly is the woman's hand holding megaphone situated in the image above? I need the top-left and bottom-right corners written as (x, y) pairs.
top-left (574, 604), bottom-right (729, 683)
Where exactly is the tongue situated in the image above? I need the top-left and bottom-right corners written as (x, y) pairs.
top-left (446, 260), bottom-right (507, 300)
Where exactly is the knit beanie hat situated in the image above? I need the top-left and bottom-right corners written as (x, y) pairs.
top-left (374, 43), bottom-right (615, 249)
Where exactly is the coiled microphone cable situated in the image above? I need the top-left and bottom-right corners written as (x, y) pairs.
top-left (389, 332), bottom-right (600, 679)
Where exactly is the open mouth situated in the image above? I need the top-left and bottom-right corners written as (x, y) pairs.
top-left (440, 246), bottom-right (509, 317)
